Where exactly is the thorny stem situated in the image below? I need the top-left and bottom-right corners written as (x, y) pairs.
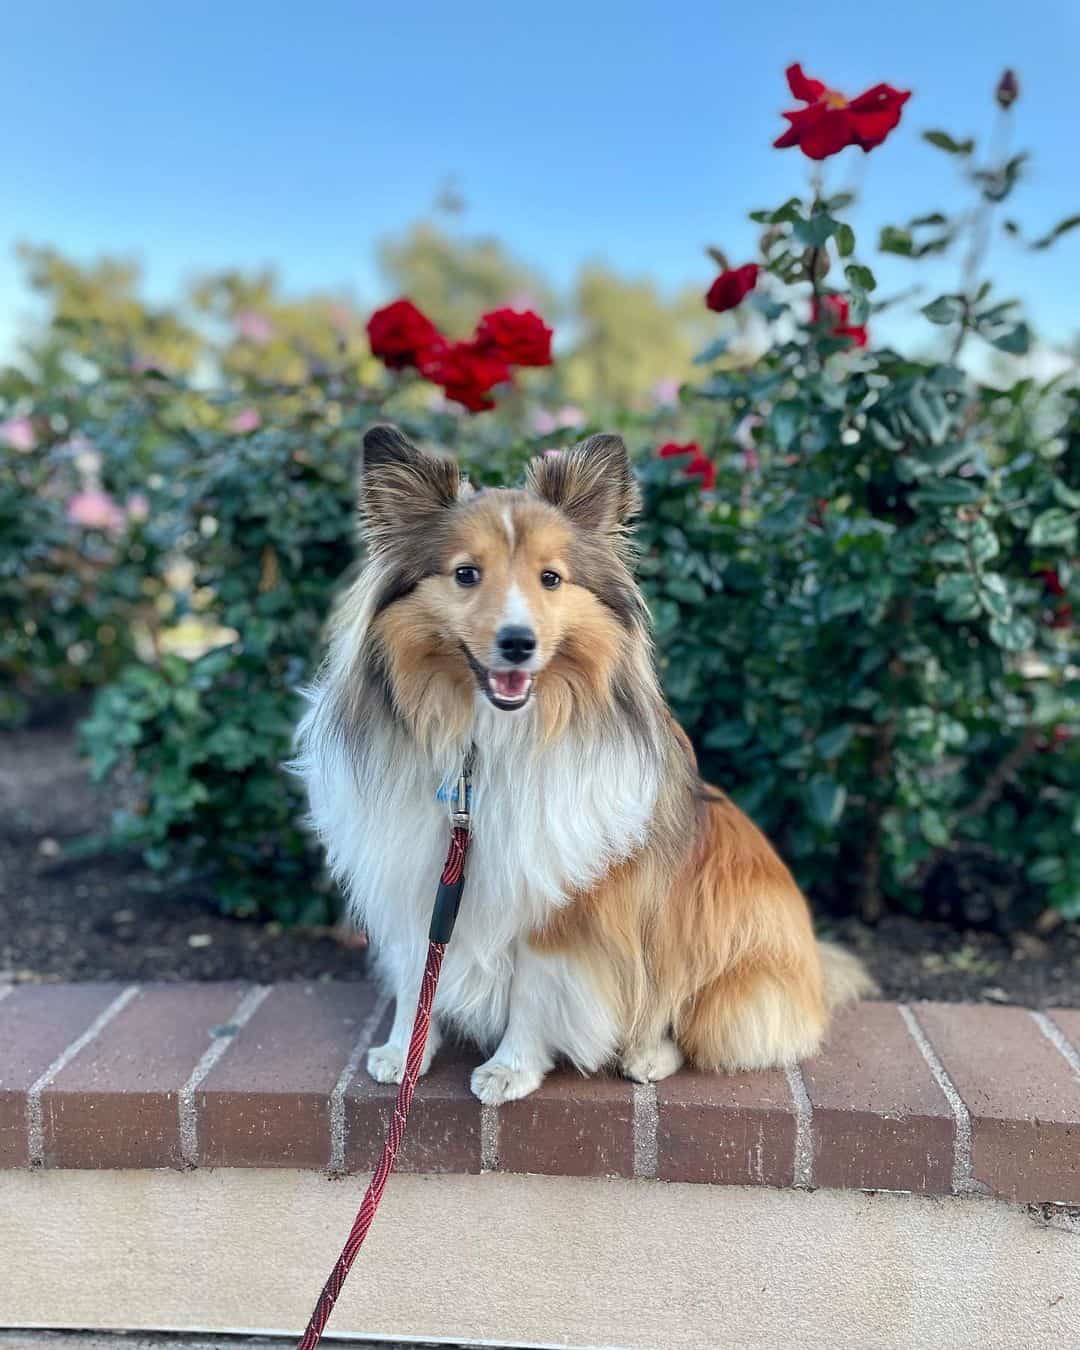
top-left (858, 598), bottom-right (912, 923)
top-left (951, 105), bottom-right (1014, 363)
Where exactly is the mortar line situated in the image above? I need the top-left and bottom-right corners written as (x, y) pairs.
top-left (178, 984), bottom-right (270, 1168)
top-left (1031, 1010), bottom-right (1080, 1081)
top-left (632, 1081), bottom-right (659, 1179)
top-left (899, 1003), bottom-right (979, 1194)
top-left (329, 991), bottom-right (392, 1174)
top-left (27, 984), bottom-right (140, 1167)
top-left (480, 1103), bottom-right (500, 1171)
top-left (784, 1061), bottom-right (814, 1188)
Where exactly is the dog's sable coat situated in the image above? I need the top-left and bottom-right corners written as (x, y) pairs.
top-left (295, 427), bottom-right (873, 1104)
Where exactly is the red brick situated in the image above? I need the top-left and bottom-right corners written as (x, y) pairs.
top-left (198, 982), bottom-right (379, 1168)
top-left (914, 1003), bottom-right (1080, 1203)
top-left (801, 1002), bottom-right (954, 1193)
top-left (40, 984), bottom-right (248, 1169)
top-left (0, 984), bottom-right (123, 1167)
top-left (657, 1068), bottom-right (796, 1186)
top-left (497, 1068), bottom-right (635, 1178)
top-left (346, 1009), bottom-right (480, 1174)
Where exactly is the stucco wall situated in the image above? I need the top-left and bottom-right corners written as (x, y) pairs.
top-left (3, 1170), bottom-right (1077, 1349)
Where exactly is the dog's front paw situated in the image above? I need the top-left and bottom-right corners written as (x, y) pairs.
top-left (367, 1042), bottom-right (406, 1084)
top-left (366, 1022), bottom-right (441, 1084)
top-left (621, 1038), bottom-right (684, 1083)
top-left (470, 1060), bottom-right (544, 1105)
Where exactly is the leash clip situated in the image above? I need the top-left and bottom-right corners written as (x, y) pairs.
top-left (450, 767), bottom-right (471, 831)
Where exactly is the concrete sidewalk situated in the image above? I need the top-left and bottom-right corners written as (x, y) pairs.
top-left (0, 1336), bottom-right (451, 1349)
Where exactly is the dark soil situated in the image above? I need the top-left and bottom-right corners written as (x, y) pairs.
top-left (1, 715), bottom-right (1077, 1006)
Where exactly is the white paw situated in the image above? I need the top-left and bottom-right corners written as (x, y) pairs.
top-left (470, 1060), bottom-right (545, 1105)
top-left (621, 1038), bottom-right (684, 1083)
top-left (367, 1042), bottom-right (405, 1084)
top-left (367, 1024), bottom-right (441, 1085)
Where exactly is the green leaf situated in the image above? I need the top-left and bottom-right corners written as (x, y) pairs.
top-left (703, 720), bottom-right (752, 750)
top-left (879, 226), bottom-right (914, 257)
top-left (922, 295), bottom-right (966, 325)
top-left (793, 213), bottom-right (838, 247)
top-left (817, 724), bottom-right (854, 759)
top-left (910, 212), bottom-right (949, 227)
top-left (935, 573), bottom-right (979, 609)
top-left (666, 578), bottom-right (707, 604)
top-left (1030, 214), bottom-right (1080, 251)
top-left (1029, 507), bottom-right (1077, 550)
top-left (692, 338), bottom-right (729, 365)
top-left (931, 539), bottom-right (967, 565)
top-left (919, 808), bottom-right (950, 847)
top-left (844, 263), bottom-right (877, 293)
top-left (822, 584), bottom-right (866, 619)
top-left (769, 401), bottom-right (802, 453)
top-left (923, 130), bottom-right (975, 155)
top-left (978, 573), bottom-right (1012, 621)
top-left (835, 223), bottom-right (856, 258)
top-left (914, 478), bottom-right (982, 505)
top-left (807, 775), bottom-right (847, 828)
top-left (989, 615), bottom-right (1035, 651)
top-left (987, 321), bottom-right (1031, 355)
top-left (1052, 480), bottom-right (1080, 510)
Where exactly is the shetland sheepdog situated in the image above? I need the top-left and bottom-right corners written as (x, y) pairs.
top-left (295, 425), bottom-right (873, 1104)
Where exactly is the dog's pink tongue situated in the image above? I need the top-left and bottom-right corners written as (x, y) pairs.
top-left (491, 670), bottom-right (529, 698)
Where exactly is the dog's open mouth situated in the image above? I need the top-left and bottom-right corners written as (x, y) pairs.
top-left (484, 668), bottom-right (534, 710)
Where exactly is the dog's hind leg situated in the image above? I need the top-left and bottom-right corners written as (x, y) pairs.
top-left (619, 1007), bottom-right (684, 1083)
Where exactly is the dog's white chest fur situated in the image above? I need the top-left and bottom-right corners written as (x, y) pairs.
top-left (299, 696), bottom-right (657, 1058)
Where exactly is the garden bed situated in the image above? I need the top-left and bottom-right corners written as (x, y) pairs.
top-left (2, 714), bottom-right (1077, 1005)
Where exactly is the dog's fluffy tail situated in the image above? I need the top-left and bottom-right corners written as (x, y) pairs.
top-left (819, 940), bottom-right (878, 1010)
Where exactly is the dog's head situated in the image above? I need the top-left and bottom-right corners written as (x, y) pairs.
top-left (357, 425), bottom-right (649, 739)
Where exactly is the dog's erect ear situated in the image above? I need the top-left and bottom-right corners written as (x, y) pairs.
top-left (360, 424), bottom-right (459, 546)
top-left (526, 433), bottom-right (640, 533)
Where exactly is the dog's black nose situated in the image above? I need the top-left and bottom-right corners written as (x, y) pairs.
top-left (496, 625), bottom-right (537, 665)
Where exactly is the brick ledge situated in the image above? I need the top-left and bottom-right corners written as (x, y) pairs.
top-left (0, 981), bottom-right (1077, 1202)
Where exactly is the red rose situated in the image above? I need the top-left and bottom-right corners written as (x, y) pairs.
top-left (419, 340), bottom-right (512, 413)
top-left (811, 294), bottom-right (869, 348)
top-left (706, 263), bottom-right (759, 313)
top-left (658, 441), bottom-right (716, 492)
top-left (367, 299), bottom-right (443, 370)
top-left (1038, 568), bottom-right (1066, 597)
top-left (474, 308), bottom-right (553, 367)
top-left (774, 63), bottom-right (910, 160)
top-left (1049, 602), bottom-right (1072, 630)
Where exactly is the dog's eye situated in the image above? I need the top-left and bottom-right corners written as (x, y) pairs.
top-left (540, 570), bottom-right (562, 590)
top-left (454, 565), bottom-right (482, 588)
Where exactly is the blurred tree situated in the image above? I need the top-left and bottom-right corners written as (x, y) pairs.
top-left (14, 244), bottom-right (204, 377)
top-left (563, 264), bottom-right (711, 409)
top-left (377, 221), bottom-right (557, 338)
top-left (188, 269), bottom-right (371, 385)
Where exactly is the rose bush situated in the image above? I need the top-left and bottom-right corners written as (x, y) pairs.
top-left (2, 63), bottom-right (1076, 927)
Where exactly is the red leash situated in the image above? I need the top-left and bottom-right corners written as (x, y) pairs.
top-left (296, 763), bottom-right (473, 1348)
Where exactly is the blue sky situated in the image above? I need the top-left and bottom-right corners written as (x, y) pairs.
top-left (2, 1), bottom-right (1078, 355)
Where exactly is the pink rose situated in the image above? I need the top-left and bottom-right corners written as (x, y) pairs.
top-left (234, 311), bottom-right (274, 345)
top-left (126, 492), bottom-right (150, 522)
top-left (531, 410), bottom-right (558, 436)
top-left (229, 408), bottom-right (262, 434)
top-left (652, 377), bottom-right (681, 407)
top-left (555, 406), bottom-right (585, 429)
top-left (0, 417), bottom-right (35, 452)
top-left (67, 489), bottom-right (126, 533)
